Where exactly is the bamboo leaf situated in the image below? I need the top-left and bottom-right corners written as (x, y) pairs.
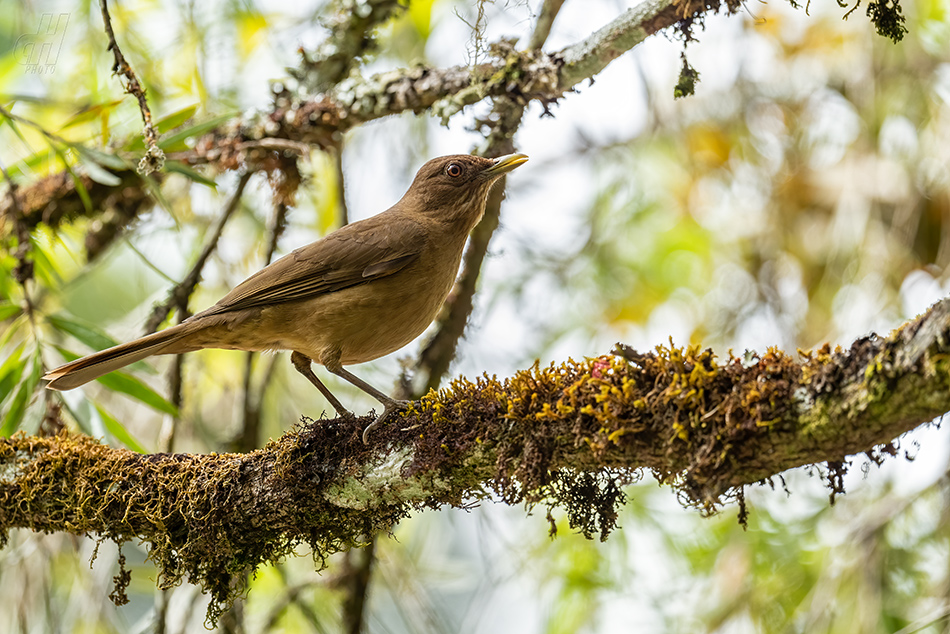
top-left (47, 314), bottom-right (121, 351)
top-left (164, 160), bottom-right (217, 188)
top-left (53, 146), bottom-right (92, 213)
top-left (95, 370), bottom-right (178, 416)
top-left (54, 346), bottom-right (177, 416)
top-left (139, 172), bottom-right (177, 223)
top-left (158, 113), bottom-right (237, 153)
top-left (58, 389), bottom-right (106, 438)
top-left (76, 152), bottom-right (122, 186)
top-left (0, 341), bottom-right (26, 406)
top-left (0, 300), bottom-right (22, 322)
top-left (157, 104), bottom-right (199, 133)
top-left (59, 99), bottom-right (123, 131)
top-left (96, 403), bottom-right (149, 453)
top-left (0, 349), bottom-right (40, 436)
top-left (69, 142), bottom-right (130, 171)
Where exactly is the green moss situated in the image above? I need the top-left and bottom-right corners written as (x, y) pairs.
top-left (7, 300), bottom-right (950, 624)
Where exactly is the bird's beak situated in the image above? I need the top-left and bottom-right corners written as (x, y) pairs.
top-left (482, 153), bottom-right (529, 178)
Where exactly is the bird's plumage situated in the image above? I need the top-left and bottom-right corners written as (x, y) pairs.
top-left (42, 152), bottom-right (528, 431)
top-left (193, 212), bottom-right (426, 318)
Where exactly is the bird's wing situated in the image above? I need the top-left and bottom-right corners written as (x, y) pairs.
top-left (194, 213), bottom-right (425, 317)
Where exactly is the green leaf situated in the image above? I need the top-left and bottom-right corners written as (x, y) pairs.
top-left (139, 172), bottom-right (176, 223)
top-left (58, 99), bottom-right (123, 131)
top-left (58, 390), bottom-right (105, 438)
top-left (0, 111), bottom-right (30, 145)
top-left (47, 314), bottom-right (121, 351)
top-left (68, 143), bottom-right (129, 187)
top-left (5, 148), bottom-right (56, 180)
top-left (157, 112), bottom-right (237, 153)
top-left (164, 160), bottom-right (217, 189)
top-left (0, 349), bottom-right (41, 436)
top-left (27, 236), bottom-right (64, 287)
top-left (125, 104), bottom-right (202, 152)
top-left (69, 142), bottom-right (130, 171)
top-left (95, 370), bottom-right (178, 416)
top-left (157, 104), bottom-right (200, 134)
top-left (0, 314), bottom-right (25, 350)
top-left (54, 146), bottom-right (93, 213)
top-left (52, 346), bottom-right (177, 416)
top-left (76, 152), bottom-right (122, 186)
top-left (0, 379), bottom-right (32, 435)
top-left (0, 341), bottom-right (26, 405)
top-left (96, 403), bottom-right (148, 453)
top-left (0, 300), bottom-right (22, 322)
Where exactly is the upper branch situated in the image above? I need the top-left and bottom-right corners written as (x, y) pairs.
top-left (293, 0), bottom-right (407, 91)
top-left (2, 0), bottom-right (727, 235)
top-left (100, 0), bottom-right (164, 175)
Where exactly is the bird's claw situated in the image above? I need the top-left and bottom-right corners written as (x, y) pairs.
top-left (362, 399), bottom-right (411, 444)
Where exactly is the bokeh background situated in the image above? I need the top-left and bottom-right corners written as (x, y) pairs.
top-left (3, 0), bottom-right (950, 632)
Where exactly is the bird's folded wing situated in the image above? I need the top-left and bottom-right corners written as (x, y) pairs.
top-left (194, 215), bottom-right (425, 317)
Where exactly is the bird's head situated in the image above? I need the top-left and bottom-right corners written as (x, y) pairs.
top-left (400, 153), bottom-right (528, 227)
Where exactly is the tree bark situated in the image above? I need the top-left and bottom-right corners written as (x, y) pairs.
top-left (1, 0), bottom-right (739, 236)
top-left (3, 296), bottom-right (948, 621)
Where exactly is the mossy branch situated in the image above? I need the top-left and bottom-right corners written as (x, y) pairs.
top-left (2, 297), bottom-right (949, 622)
top-left (1, 0), bottom-right (730, 237)
top-left (293, 0), bottom-right (407, 92)
top-left (1, 0), bottom-right (908, 239)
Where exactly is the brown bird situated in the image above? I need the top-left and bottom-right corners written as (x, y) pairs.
top-left (44, 153), bottom-right (528, 441)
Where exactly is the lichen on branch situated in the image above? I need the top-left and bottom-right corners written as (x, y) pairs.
top-left (3, 298), bottom-right (950, 623)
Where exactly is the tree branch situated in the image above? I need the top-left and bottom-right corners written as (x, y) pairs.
top-left (2, 0), bottom-right (727, 238)
top-left (416, 99), bottom-right (526, 392)
top-left (4, 296), bottom-right (949, 621)
top-left (405, 0), bottom-right (569, 393)
top-left (293, 0), bottom-right (407, 92)
top-left (528, 0), bottom-right (568, 50)
top-left (99, 0), bottom-right (164, 175)
top-left (143, 172), bottom-right (251, 334)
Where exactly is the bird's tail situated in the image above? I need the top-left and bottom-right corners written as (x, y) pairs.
top-left (43, 325), bottom-right (188, 391)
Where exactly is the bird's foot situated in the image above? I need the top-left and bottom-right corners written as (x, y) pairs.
top-left (362, 399), bottom-right (411, 444)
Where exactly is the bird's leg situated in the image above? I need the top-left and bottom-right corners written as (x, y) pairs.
top-left (325, 362), bottom-right (411, 443)
top-left (290, 351), bottom-right (353, 419)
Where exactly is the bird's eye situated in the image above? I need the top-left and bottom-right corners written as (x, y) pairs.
top-left (446, 163), bottom-right (462, 178)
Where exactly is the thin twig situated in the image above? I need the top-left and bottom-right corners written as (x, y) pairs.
top-left (414, 1), bottom-right (565, 392)
top-left (155, 174), bottom-right (251, 453)
top-left (236, 198), bottom-right (291, 453)
top-left (0, 159), bottom-right (22, 217)
top-left (341, 538), bottom-right (376, 634)
top-left (99, 0), bottom-right (164, 175)
top-left (143, 172), bottom-right (252, 334)
top-left (528, 0), bottom-right (567, 49)
top-left (158, 354), bottom-right (184, 452)
top-left (263, 200), bottom-right (291, 266)
top-left (262, 578), bottom-right (326, 632)
top-left (295, 0), bottom-right (406, 91)
top-left (332, 148), bottom-right (349, 227)
top-left (8, 0), bottom-right (686, 235)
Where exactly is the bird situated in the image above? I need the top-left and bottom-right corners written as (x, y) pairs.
top-left (43, 153), bottom-right (528, 441)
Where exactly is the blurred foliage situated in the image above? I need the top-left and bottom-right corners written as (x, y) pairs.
top-left (1, 0), bottom-right (950, 632)
top-left (504, 4), bottom-right (950, 359)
